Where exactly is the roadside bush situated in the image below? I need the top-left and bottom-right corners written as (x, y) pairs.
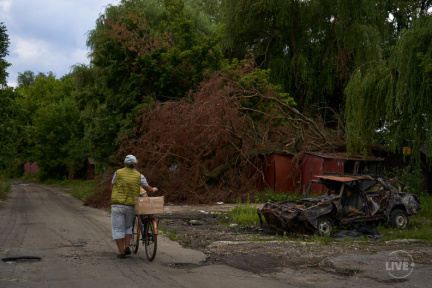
top-left (223, 197), bottom-right (261, 227)
top-left (385, 164), bottom-right (432, 219)
top-left (0, 173), bottom-right (11, 199)
top-left (419, 194), bottom-right (432, 218)
top-left (386, 165), bottom-right (425, 196)
top-left (255, 189), bottom-right (302, 202)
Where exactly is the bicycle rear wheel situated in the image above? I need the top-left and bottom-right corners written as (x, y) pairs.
top-left (130, 216), bottom-right (140, 253)
top-left (144, 218), bottom-right (157, 261)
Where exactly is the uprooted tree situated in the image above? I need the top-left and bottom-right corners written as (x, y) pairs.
top-left (84, 58), bottom-right (345, 206)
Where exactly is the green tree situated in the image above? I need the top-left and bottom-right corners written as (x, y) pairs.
top-left (79, 0), bottom-right (223, 164)
top-left (31, 96), bottom-right (86, 179)
top-left (0, 22), bottom-right (10, 88)
top-left (0, 87), bottom-right (18, 169)
top-left (17, 70), bottom-right (36, 88)
top-left (345, 16), bottom-right (432, 161)
top-left (0, 23), bottom-right (18, 169)
top-left (219, 0), bottom-right (388, 113)
top-left (15, 73), bottom-right (89, 178)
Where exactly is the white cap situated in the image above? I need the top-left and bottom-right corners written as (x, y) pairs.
top-left (124, 155), bottom-right (137, 164)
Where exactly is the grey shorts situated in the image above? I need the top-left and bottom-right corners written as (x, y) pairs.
top-left (111, 205), bottom-right (135, 240)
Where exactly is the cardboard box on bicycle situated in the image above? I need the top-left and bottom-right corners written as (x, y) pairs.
top-left (134, 196), bottom-right (164, 215)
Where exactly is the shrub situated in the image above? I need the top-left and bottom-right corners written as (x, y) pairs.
top-left (0, 173), bottom-right (11, 199)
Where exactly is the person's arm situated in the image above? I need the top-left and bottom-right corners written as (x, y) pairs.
top-left (143, 185), bottom-right (158, 193)
top-left (140, 174), bottom-right (158, 193)
top-left (111, 171), bottom-right (117, 191)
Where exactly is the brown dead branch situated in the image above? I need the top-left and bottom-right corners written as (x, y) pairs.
top-left (107, 63), bottom-right (345, 204)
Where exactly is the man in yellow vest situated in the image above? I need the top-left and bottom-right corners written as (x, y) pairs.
top-left (111, 154), bottom-right (158, 259)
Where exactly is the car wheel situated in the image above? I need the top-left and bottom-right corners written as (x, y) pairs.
top-left (316, 216), bottom-right (334, 236)
top-left (389, 209), bottom-right (409, 229)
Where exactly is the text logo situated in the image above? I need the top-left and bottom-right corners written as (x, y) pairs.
top-left (385, 250), bottom-right (414, 279)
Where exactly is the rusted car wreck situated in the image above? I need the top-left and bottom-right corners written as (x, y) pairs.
top-left (257, 174), bottom-right (421, 236)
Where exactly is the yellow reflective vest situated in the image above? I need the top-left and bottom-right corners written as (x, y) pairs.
top-left (111, 168), bottom-right (141, 206)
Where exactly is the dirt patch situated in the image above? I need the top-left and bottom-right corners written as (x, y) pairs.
top-left (159, 204), bottom-right (432, 275)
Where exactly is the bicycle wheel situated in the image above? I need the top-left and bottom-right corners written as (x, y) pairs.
top-left (130, 216), bottom-right (140, 253)
top-left (144, 217), bottom-right (157, 261)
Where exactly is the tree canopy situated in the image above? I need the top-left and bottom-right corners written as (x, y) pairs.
top-left (4, 0), bottom-right (432, 199)
top-left (0, 23), bottom-right (17, 169)
top-left (346, 15), bottom-right (432, 161)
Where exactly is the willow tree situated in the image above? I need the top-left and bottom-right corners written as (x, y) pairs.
top-left (345, 16), bottom-right (432, 161)
top-left (219, 0), bottom-right (387, 113)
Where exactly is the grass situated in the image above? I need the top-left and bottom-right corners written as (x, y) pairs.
top-left (224, 193), bottom-right (432, 242)
top-left (377, 216), bottom-right (432, 241)
top-left (0, 174), bottom-right (11, 200)
top-left (418, 194), bottom-right (432, 218)
top-left (1, 174), bottom-right (96, 203)
top-left (222, 197), bottom-right (261, 227)
top-left (37, 179), bottom-right (97, 202)
top-left (14, 175), bottom-right (97, 202)
top-left (255, 189), bottom-right (303, 202)
top-left (158, 226), bottom-right (179, 241)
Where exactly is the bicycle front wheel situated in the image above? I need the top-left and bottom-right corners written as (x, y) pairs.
top-left (144, 218), bottom-right (157, 261)
top-left (130, 216), bottom-right (140, 253)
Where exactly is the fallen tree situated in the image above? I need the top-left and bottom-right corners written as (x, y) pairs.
top-left (86, 59), bottom-right (345, 206)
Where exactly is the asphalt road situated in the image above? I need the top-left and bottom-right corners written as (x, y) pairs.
top-left (1, 181), bottom-right (431, 288)
top-left (0, 182), bottom-right (301, 288)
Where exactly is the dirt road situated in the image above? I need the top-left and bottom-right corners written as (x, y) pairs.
top-left (1, 182), bottom-right (431, 287)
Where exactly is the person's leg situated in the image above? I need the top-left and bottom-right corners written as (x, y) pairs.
top-left (115, 238), bottom-right (125, 254)
top-left (125, 234), bottom-right (132, 248)
top-left (111, 205), bottom-right (127, 257)
top-left (124, 234), bottom-right (132, 255)
top-left (124, 206), bottom-right (135, 255)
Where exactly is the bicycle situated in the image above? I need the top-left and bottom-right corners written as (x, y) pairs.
top-left (130, 193), bottom-right (159, 261)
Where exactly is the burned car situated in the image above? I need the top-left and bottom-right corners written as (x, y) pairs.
top-left (257, 174), bottom-right (421, 236)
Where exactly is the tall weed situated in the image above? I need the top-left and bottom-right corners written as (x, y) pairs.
top-left (226, 197), bottom-right (261, 227)
top-left (385, 164), bottom-right (425, 196)
top-left (419, 194), bottom-right (432, 219)
top-left (0, 174), bottom-right (11, 199)
top-left (42, 179), bottom-right (96, 202)
top-left (255, 189), bottom-right (302, 202)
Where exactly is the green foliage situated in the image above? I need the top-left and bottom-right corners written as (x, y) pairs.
top-left (0, 23), bottom-right (17, 169)
top-left (345, 16), bottom-right (432, 161)
top-left (15, 73), bottom-right (89, 179)
top-left (32, 98), bottom-right (85, 179)
top-left (77, 0), bottom-right (223, 166)
top-left (418, 194), bottom-right (432, 219)
top-left (0, 22), bottom-right (10, 87)
top-left (0, 87), bottom-right (19, 169)
top-left (55, 180), bottom-right (96, 202)
top-left (0, 173), bottom-right (11, 199)
top-left (29, 178), bottom-right (97, 202)
top-left (255, 189), bottom-right (302, 203)
top-left (386, 164), bottom-right (425, 196)
top-left (224, 197), bottom-right (261, 227)
top-left (378, 216), bottom-right (432, 241)
top-left (219, 0), bottom-right (386, 113)
top-left (5, 0), bottom-right (432, 188)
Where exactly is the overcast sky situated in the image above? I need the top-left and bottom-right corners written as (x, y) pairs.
top-left (0, 0), bottom-right (120, 87)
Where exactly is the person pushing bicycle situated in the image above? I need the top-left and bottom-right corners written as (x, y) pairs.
top-left (110, 155), bottom-right (158, 259)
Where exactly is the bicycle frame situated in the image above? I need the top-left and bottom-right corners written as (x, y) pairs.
top-left (137, 214), bottom-right (159, 236)
top-left (131, 192), bottom-right (160, 261)
top-left (132, 213), bottom-right (158, 261)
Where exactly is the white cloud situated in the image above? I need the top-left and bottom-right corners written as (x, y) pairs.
top-left (14, 37), bottom-right (49, 60)
top-left (2, 0), bottom-right (119, 87)
top-left (0, 0), bottom-right (12, 19)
